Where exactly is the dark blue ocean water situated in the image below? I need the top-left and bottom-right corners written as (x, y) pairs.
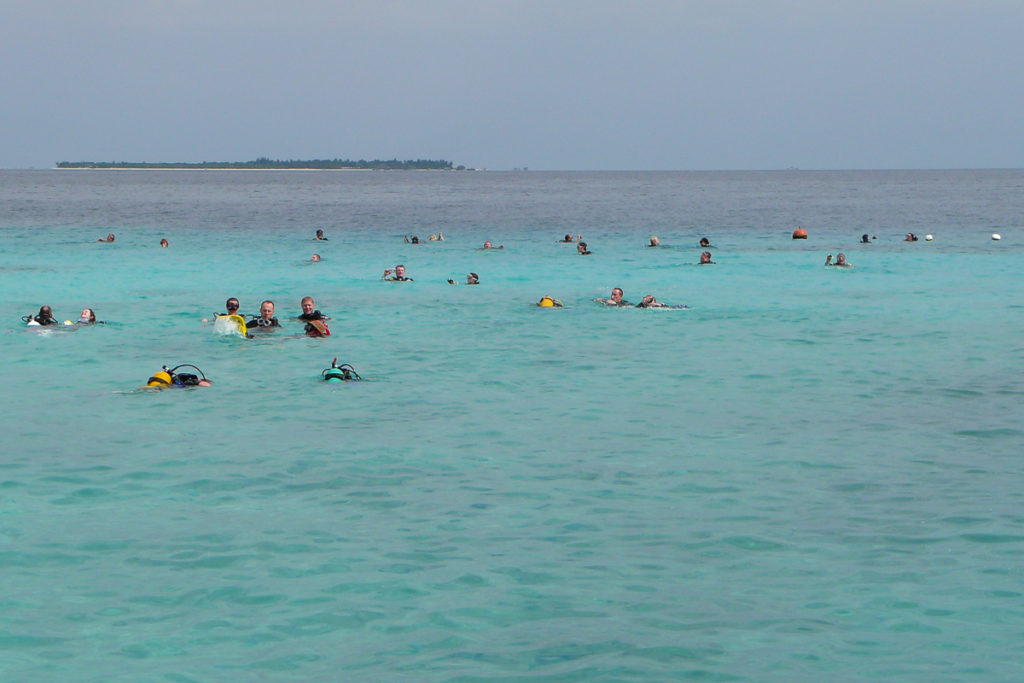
top-left (1, 169), bottom-right (1023, 680)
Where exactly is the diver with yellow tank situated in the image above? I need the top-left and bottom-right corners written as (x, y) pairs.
top-left (537, 296), bottom-right (563, 308)
top-left (146, 364), bottom-right (212, 389)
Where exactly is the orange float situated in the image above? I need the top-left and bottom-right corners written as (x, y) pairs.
top-left (792, 227), bottom-right (808, 239)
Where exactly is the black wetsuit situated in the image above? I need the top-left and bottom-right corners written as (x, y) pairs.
top-left (248, 317), bottom-right (280, 329)
top-left (33, 314), bottom-right (58, 326)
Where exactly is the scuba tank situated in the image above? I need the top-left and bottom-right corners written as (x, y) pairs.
top-left (322, 358), bottom-right (361, 382)
top-left (537, 296), bottom-right (562, 308)
top-left (147, 366), bottom-right (173, 387)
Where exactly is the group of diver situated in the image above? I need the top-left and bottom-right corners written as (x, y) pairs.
top-left (209, 296), bottom-right (331, 337)
top-left (145, 293), bottom-right (346, 389)
top-left (32, 225), bottom-right (957, 393)
top-left (23, 305), bottom-right (102, 326)
top-left (593, 288), bottom-right (687, 309)
top-left (583, 235), bottom-right (721, 309)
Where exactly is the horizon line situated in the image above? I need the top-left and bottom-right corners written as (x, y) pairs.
top-left (3, 166), bottom-right (1023, 173)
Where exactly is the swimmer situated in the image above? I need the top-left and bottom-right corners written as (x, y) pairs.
top-left (860, 234), bottom-right (870, 244)
top-left (429, 232), bottom-right (445, 241)
top-left (76, 308), bottom-right (101, 324)
top-left (202, 297), bottom-right (242, 323)
top-left (446, 273), bottom-right (478, 285)
top-left (905, 233), bottom-right (919, 242)
top-left (833, 253), bottom-right (851, 267)
top-left (596, 287), bottom-right (631, 307)
top-left (825, 254), bottom-right (833, 266)
top-left (699, 251), bottom-right (715, 264)
top-left (699, 237), bottom-right (711, 248)
top-left (28, 305), bottom-right (58, 326)
top-left (160, 238), bottom-right (169, 248)
top-left (636, 295), bottom-right (667, 308)
top-left (636, 295), bottom-right (686, 309)
top-left (577, 241), bottom-right (592, 255)
top-left (648, 236), bottom-right (660, 247)
top-left (224, 298), bottom-right (241, 316)
top-left (537, 296), bottom-right (563, 308)
top-left (323, 358), bottom-right (362, 381)
top-left (146, 364), bottom-right (212, 389)
top-left (480, 240), bottom-right (503, 250)
top-left (314, 228), bottom-right (328, 241)
top-left (404, 235), bottom-right (420, 244)
top-left (248, 300), bottom-right (280, 329)
top-left (298, 296), bottom-right (330, 321)
top-left (221, 298), bottom-right (242, 317)
top-left (559, 234), bottom-right (575, 243)
top-left (98, 233), bottom-right (115, 243)
top-left (383, 265), bottom-right (413, 281)
top-left (310, 253), bottom-right (321, 262)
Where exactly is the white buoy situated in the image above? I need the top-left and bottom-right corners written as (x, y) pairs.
top-left (925, 234), bottom-right (933, 241)
top-left (992, 233), bottom-right (1002, 241)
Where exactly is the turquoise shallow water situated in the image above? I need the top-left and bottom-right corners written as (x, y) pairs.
top-left (2, 170), bottom-right (1024, 680)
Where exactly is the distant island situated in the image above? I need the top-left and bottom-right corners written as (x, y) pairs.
top-left (56, 157), bottom-right (469, 170)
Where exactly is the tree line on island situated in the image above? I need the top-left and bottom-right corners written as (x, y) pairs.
top-left (56, 157), bottom-right (467, 170)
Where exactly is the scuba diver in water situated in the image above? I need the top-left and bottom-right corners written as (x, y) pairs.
top-left (636, 295), bottom-right (687, 309)
top-left (76, 308), bottom-right (103, 324)
top-left (447, 272), bottom-right (480, 285)
top-left (322, 358), bottom-right (362, 382)
top-left (202, 297), bottom-right (242, 323)
top-left (297, 296), bottom-right (331, 336)
top-left (146, 363), bottom-right (212, 388)
top-left (298, 296), bottom-right (330, 321)
top-left (537, 296), bottom-right (564, 308)
top-left (382, 265), bottom-right (413, 281)
top-left (24, 305), bottom-right (58, 326)
top-left (248, 300), bottom-right (281, 330)
top-left (827, 252), bottom-right (852, 268)
top-left (597, 287), bottom-right (631, 307)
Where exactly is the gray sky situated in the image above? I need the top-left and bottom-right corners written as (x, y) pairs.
top-left (3, 0), bottom-right (1022, 170)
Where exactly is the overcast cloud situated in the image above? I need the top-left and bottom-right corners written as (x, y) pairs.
top-left (2, 0), bottom-right (1022, 169)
